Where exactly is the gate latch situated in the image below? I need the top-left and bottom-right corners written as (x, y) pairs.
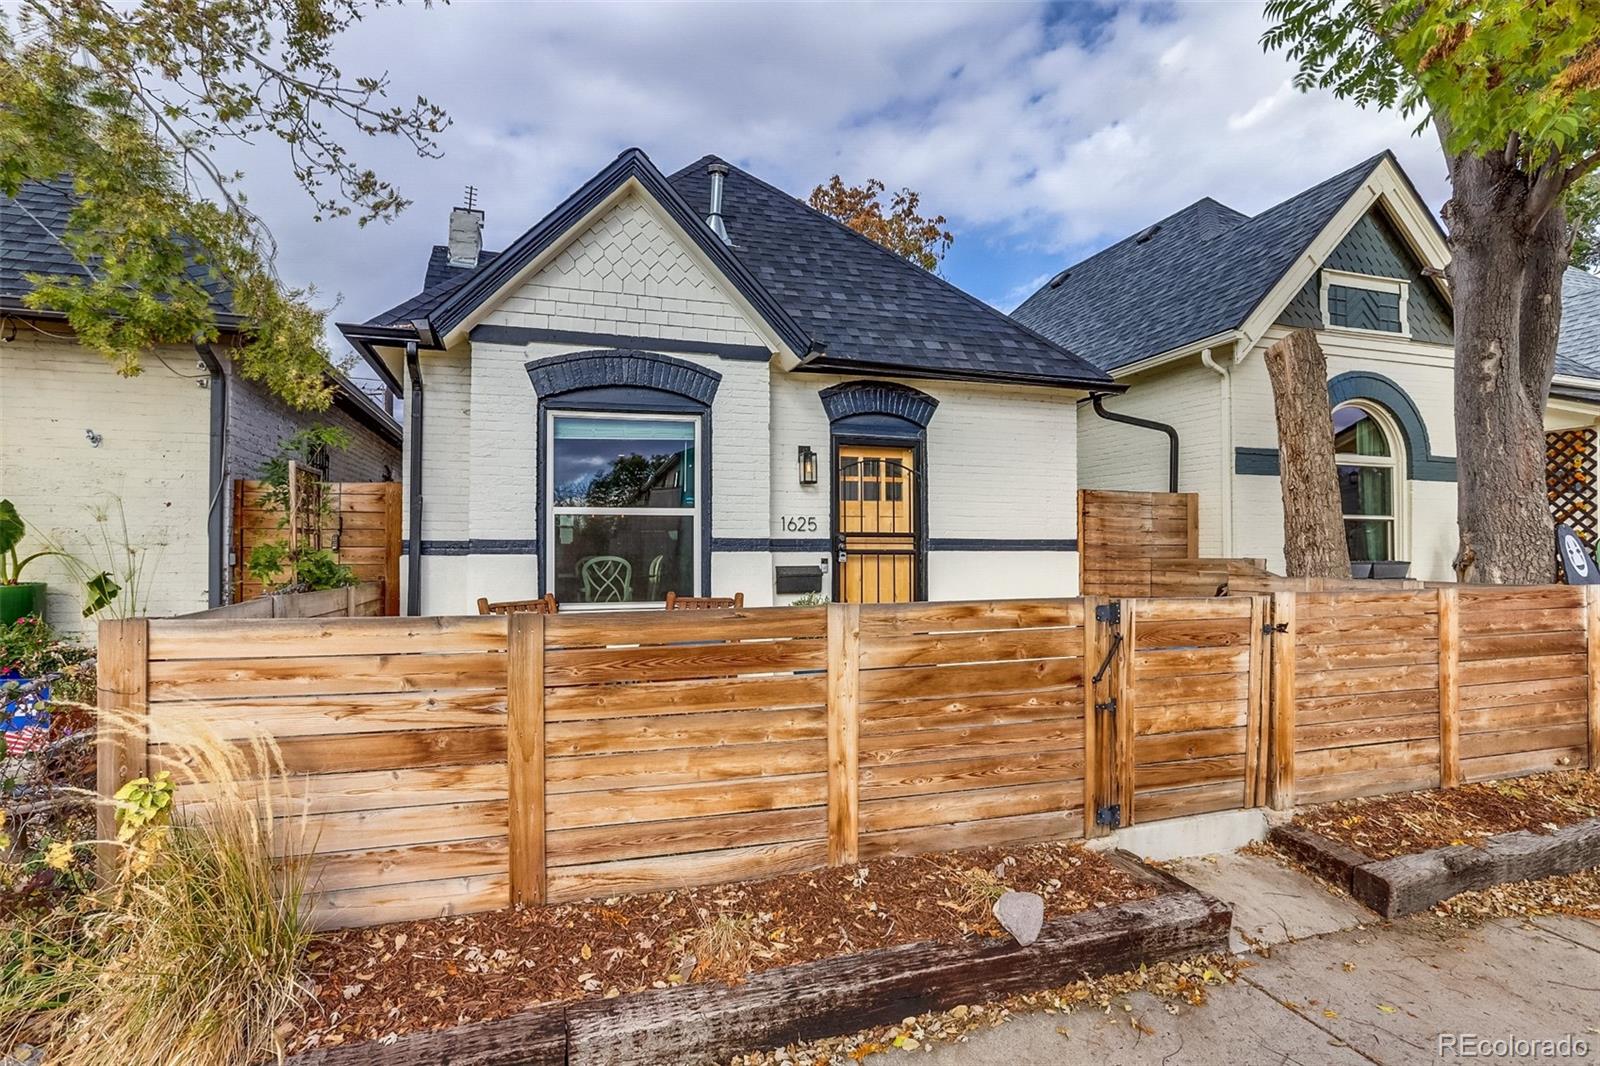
top-left (1262, 622), bottom-right (1288, 635)
top-left (1095, 803), bottom-right (1122, 828)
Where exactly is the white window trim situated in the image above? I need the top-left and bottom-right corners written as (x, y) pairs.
top-left (1320, 268), bottom-right (1411, 339)
top-left (546, 409), bottom-right (702, 610)
top-left (1333, 401), bottom-right (1409, 563)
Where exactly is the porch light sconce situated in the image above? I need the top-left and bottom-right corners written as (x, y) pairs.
top-left (798, 445), bottom-right (818, 486)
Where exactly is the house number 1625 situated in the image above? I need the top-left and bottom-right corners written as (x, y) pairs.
top-left (780, 516), bottom-right (818, 532)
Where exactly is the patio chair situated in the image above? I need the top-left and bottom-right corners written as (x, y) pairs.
top-left (664, 591), bottom-right (745, 610)
top-left (477, 593), bottom-right (559, 615)
top-left (579, 555), bottom-right (633, 602)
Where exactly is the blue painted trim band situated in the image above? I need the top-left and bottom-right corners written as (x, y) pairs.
top-left (709, 537), bottom-right (1077, 552)
top-left (474, 324), bottom-right (771, 362)
top-left (1235, 447), bottom-right (1281, 476)
top-left (928, 538), bottom-right (1077, 551)
top-left (403, 539), bottom-right (539, 556)
top-left (1326, 371), bottom-right (1456, 482)
top-left (1235, 372), bottom-right (1457, 482)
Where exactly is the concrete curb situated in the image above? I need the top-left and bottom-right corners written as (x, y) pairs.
top-left (1269, 816), bottom-right (1600, 918)
top-left (287, 852), bottom-right (1231, 1066)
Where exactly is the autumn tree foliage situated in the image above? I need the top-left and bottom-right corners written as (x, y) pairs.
top-left (0, 0), bottom-right (449, 408)
top-left (807, 176), bottom-right (955, 271)
top-left (1263, 0), bottom-right (1600, 583)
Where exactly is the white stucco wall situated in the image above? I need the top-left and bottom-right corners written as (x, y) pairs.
top-left (398, 186), bottom-right (1085, 613)
top-left (0, 333), bottom-right (211, 629)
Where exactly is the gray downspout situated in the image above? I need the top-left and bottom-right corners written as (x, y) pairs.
top-left (193, 339), bottom-right (227, 607)
top-left (1090, 393), bottom-right (1180, 493)
top-left (405, 340), bottom-right (424, 616)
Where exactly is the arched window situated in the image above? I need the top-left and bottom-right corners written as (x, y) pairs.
top-left (1333, 403), bottom-right (1402, 562)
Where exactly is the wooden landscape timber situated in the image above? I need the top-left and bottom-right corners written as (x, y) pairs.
top-left (1269, 817), bottom-right (1600, 918)
top-left (178, 581), bottom-right (384, 621)
top-left (282, 853), bottom-right (1230, 1066)
top-left (96, 584), bottom-right (1600, 929)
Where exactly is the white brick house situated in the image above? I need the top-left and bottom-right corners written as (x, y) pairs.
top-left (340, 149), bottom-right (1113, 613)
top-left (1014, 152), bottom-right (1600, 581)
top-left (1, 180), bottom-right (401, 628)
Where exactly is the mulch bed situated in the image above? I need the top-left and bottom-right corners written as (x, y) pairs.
top-left (292, 841), bottom-right (1154, 1054)
top-left (1291, 770), bottom-right (1600, 861)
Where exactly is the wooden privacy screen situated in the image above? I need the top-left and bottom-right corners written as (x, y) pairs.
top-left (1077, 490), bottom-right (1269, 597)
top-left (531, 608), bottom-right (830, 905)
top-left (854, 600), bottom-right (1087, 858)
top-left (231, 480), bottom-right (402, 615)
top-left (1456, 586), bottom-right (1591, 782)
top-left (1078, 491), bottom-right (1197, 597)
top-left (98, 588), bottom-right (1600, 930)
top-left (1284, 590), bottom-right (1443, 806)
top-left (1274, 586), bottom-right (1599, 807)
top-left (113, 615), bottom-right (511, 929)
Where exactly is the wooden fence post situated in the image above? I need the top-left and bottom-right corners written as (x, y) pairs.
top-left (382, 482), bottom-right (403, 616)
top-left (1081, 596), bottom-right (1104, 837)
top-left (1438, 587), bottom-right (1460, 788)
top-left (1113, 598), bottom-right (1136, 826)
top-left (506, 612), bottom-right (546, 905)
top-left (1587, 585), bottom-right (1600, 771)
top-left (1267, 593), bottom-right (1296, 810)
top-left (95, 617), bottom-right (149, 882)
top-left (826, 602), bottom-right (861, 866)
top-left (1244, 596), bottom-right (1268, 808)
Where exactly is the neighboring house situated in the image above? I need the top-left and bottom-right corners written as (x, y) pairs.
top-left (339, 148), bottom-right (1115, 614)
top-left (1014, 151), bottom-right (1600, 581)
top-left (0, 179), bottom-right (402, 627)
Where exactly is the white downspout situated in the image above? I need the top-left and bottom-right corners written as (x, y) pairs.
top-left (1200, 345), bottom-right (1236, 557)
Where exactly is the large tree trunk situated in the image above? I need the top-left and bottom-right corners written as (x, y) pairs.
top-left (1263, 329), bottom-right (1349, 578)
top-left (1446, 153), bottom-right (1554, 584)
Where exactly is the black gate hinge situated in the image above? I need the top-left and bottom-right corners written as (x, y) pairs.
top-left (1096, 803), bottom-right (1122, 828)
top-left (1095, 602), bottom-right (1122, 625)
top-left (1262, 622), bottom-right (1288, 635)
top-left (1095, 697), bottom-right (1117, 716)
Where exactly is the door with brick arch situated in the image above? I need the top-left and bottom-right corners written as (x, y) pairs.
top-left (834, 445), bottom-right (920, 604)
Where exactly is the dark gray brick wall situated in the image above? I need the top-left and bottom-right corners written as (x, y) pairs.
top-left (223, 364), bottom-right (401, 484)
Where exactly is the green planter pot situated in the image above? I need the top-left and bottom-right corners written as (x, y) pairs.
top-left (0, 583), bottom-right (46, 626)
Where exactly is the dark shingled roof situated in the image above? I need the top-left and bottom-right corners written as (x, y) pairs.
top-left (1557, 269), bottom-right (1600, 382)
top-left (422, 244), bottom-right (502, 291)
top-left (2, 178), bottom-right (235, 317)
top-left (363, 149), bottom-right (1112, 389)
top-left (1011, 153), bottom-right (1393, 372)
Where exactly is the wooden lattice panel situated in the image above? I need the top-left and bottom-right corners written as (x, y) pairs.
top-left (1548, 428), bottom-right (1597, 540)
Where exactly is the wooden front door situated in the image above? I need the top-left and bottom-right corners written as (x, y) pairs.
top-left (835, 444), bottom-right (919, 604)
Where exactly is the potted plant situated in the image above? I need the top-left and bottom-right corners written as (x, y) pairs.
top-left (0, 499), bottom-right (57, 624)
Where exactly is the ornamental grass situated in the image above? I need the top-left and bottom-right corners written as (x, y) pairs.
top-left (0, 709), bottom-right (313, 1066)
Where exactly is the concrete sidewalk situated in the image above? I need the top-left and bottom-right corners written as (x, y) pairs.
top-left (865, 853), bottom-right (1600, 1065)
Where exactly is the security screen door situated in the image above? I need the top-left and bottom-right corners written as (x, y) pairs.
top-left (835, 444), bottom-right (919, 604)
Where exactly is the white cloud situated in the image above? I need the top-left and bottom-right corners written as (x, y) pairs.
top-left (220, 1), bottom-right (1451, 361)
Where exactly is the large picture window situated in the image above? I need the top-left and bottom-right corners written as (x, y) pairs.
top-left (548, 413), bottom-right (699, 605)
top-left (1333, 403), bottom-right (1401, 562)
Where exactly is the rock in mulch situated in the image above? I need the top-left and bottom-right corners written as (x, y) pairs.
top-left (992, 891), bottom-right (1045, 946)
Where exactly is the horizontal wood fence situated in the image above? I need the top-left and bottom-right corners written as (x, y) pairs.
top-left (232, 479), bottom-right (401, 615)
top-left (98, 588), bottom-right (1600, 929)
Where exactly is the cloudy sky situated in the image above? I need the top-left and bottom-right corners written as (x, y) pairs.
top-left (234, 1), bottom-right (1447, 365)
